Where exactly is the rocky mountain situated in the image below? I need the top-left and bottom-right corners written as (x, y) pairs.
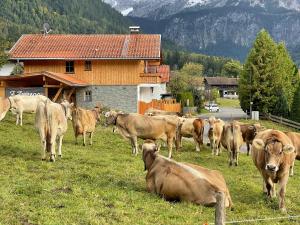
top-left (105, 0), bottom-right (300, 62)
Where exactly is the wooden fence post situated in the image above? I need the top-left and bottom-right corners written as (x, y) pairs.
top-left (215, 192), bottom-right (225, 225)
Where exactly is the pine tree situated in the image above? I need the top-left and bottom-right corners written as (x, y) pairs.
top-left (271, 89), bottom-right (289, 117)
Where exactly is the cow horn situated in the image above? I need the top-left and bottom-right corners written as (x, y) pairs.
top-left (283, 144), bottom-right (295, 154)
top-left (253, 138), bottom-right (264, 150)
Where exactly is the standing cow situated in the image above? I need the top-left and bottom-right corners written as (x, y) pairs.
top-left (252, 129), bottom-right (296, 212)
top-left (142, 139), bottom-right (233, 208)
top-left (176, 118), bottom-right (205, 152)
top-left (207, 117), bottom-right (225, 156)
top-left (105, 111), bottom-right (178, 158)
top-left (72, 106), bottom-right (101, 146)
top-left (35, 99), bottom-right (73, 162)
top-left (0, 95), bottom-right (48, 126)
top-left (221, 122), bottom-right (244, 166)
top-left (237, 122), bottom-right (262, 155)
top-left (284, 131), bottom-right (300, 176)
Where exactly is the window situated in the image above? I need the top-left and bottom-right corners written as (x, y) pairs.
top-left (84, 61), bottom-right (92, 71)
top-left (84, 91), bottom-right (92, 102)
top-left (66, 61), bottom-right (74, 73)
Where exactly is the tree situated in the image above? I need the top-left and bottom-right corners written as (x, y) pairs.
top-left (271, 89), bottom-right (289, 117)
top-left (210, 88), bottom-right (220, 102)
top-left (180, 62), bottom-right (204, 77)
top-left (168, 71), bottom-right (188, 98)
top-left (0, 37), bottom-right (8, 69)
top-left (239, 29), bottom-right (296, 115)
top-left (221, 60), bottom-right (242, 78)
top-left (290, 83), bottom-right (300, 122)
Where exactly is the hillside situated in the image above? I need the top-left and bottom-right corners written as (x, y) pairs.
top-left (0, 0), bottom-right (131, 44)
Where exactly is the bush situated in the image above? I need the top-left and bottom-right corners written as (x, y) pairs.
top-left (177, 92), bottom-right (194, 107)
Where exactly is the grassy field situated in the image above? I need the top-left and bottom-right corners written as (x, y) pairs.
top-left (217, 98), bottom-right (240, 108)
top-left (0, 114), bottom-right (299, 225)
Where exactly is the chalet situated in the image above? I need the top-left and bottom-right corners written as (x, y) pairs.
top-left (0, 29), bottom-right (170, 113)
top-left (204, 76), bottom-right (239, 98)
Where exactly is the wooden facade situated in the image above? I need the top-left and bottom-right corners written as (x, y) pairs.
top-left (23, 60), bottom-right (162, 85)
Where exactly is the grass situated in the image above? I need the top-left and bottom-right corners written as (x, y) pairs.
top-left (0, 114), bottom-right (299, 225)
top-left (217, 98), bottom-right (240, 108)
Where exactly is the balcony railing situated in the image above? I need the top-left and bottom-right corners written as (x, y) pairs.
top-left (140, 73), bottom-right (161, 83)
top-left (141, 65), bottom-right (170, 83)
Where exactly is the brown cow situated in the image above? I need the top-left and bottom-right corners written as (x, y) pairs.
top-left (284, 131), bottom-right (300, 176)
top-left (142, 140), bottom-right (233, 208)
top-left (105, 111), bottom-right (178, 158)
top-left (176, 118), bottom-right (205, 152)
top-left (252, 129), bottom-right (296, 212)
top-left (144, 108), bottom-right (182, 116)
top-left (72, 106), bottom-right (101, 146)
top-left (207, 117), bottom-right (225, 156)
top-left (221, 121), bottom-right (244, 166)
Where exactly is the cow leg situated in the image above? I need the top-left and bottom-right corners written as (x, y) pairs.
top-left (20, 112), bottom-right (23, 126)
top-left (89, 132), bottom-right (93, 145)
top-left (278, 176), bottom-right (288, 212)
top-left (49, 133), bottom-right (57, 162)
top-left (234, 150), bottom-right (239, 166)
top-left (193, 135), bottom-right (200, 152)
top-left (167, 137), bottom-right (173, 158)
top-left (83, 131), bottom-right (86, 146)
top-left (41, 140), bottom-right (46, 160)
top-left (58, 135), bottom-right (63, 158)
top-left (246, 142), bottom-right (250, 156)
top-left (16, 114), bottom-right (19, 125)
top-left (132, 136), bottom-right (138, 156)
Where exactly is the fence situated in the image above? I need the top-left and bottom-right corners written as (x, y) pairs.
top-left (138, 99), bottom-right (181, 114)
top-left (264, 114), bottom-right (300, 130)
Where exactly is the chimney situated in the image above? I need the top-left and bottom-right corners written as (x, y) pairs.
top-left (129, 26), bottom-right (140, 34)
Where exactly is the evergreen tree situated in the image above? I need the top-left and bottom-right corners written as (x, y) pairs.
top-left (271, 89), bottom-right (289, 117)
top-left (290, 83), bottom-right (300, 122)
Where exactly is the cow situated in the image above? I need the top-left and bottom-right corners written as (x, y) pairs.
top-left (207, 117), bottom-right (225, 156)
top-left (35, 99), bottom-right (73, 162)
top-left (176, 118), bottom-right (205, 152)
top-left (221, 121), bottom-right (244, 166)
top-left (284, 131), bottom-right (300, 176)
top-left (252, 129), bottom-right (296, 212)
top-left (142, 139), bottom-right (233, 208)
top-left (144, 108), bottom-right (182, 116)
top-left (72, 106), bottom-right (101, 146)
top-left (105, 111), bottom-right (178, 158)
top-left (235, 122), bottom-right (262, 155)
top-left (0, 95), bottom-right (48, 126)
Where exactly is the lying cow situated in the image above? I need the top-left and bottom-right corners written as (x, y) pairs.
top-left (72, 106), bottom-right (101, 146)
top-left (176, 118), bottom-right (205, 152)
top-left (236, 122), bottom-right (262, 155)
top-left (207, 117), bottom-right (225, 156)
top-left (144, 108), bottom-right (182, 116)
top-left (35, 99), bottom-right (73, 162)
top-left (0, 95), bottom-right (48, 125)
top-left (105, 111), bottom-right (178, 158)
top-left (252, 129), bottom-right (296, 212)
top-left (221, 121), bottom-right (244, 166)
top-left (142, 139), bottom-right (233, 208)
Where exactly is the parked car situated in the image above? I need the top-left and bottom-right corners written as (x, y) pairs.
top-left (205, 103), bottom-right (220, 112)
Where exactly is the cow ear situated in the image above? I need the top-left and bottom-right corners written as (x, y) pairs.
top-left (253, 139), bottom-right (264, 150)
top-left (283, 144), bottom-right (295, 154)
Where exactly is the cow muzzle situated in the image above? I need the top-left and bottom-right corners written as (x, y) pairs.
top-left (265, 164), bottom-right (278, 172)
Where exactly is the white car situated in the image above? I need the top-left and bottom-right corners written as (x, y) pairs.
top-left (205, 103), bottom-right (220, 112)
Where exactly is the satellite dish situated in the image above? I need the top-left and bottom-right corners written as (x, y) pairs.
top-left (43, 23), bottom-right (52, 35)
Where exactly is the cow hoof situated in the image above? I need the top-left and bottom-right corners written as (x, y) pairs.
top-left (50, 158), bottom-right (55, 162)
top-left (235, 163), bottom-right (238, 166)
top-left (41, 158), bottom-right (46, 161)
top-left (58, 155), bottom-right (62, 158)
top-left (280, 208), bottom-right (287, 213)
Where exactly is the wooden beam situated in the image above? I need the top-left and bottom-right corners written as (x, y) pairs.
top-left (66, 88), bottom-right (75, 101)
top-left (52, 87), bottom-right (63, 102)
top-left (43, 84), bottom-right (61, 88)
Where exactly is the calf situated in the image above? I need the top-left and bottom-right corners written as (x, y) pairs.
top-left (221, 122), bottom-right (244, 166)
top-left (252, 129), bottom-right (296, 212)
top-left (176, 118), bottom-right (205, 152)
top-left (72, 106), bottom-right (101, 146)
top-left (105, 111), bottom-right (178, 158)
top-left (207, 117), bottom-right (225, 156)
top-left (142, 140), bottom-right (233, 208)
top-left (0, 95), bottom-right (48, 126)
top-left (35, 99), bottom-right (73, 162)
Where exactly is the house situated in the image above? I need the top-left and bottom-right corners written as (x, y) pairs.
top-left (0, 28), bottom-right (170, 113)
top-left (204, 76), bottom-right (239, 99)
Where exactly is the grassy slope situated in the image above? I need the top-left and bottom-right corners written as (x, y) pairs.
top-left (217, 98), bottom-right (240, 108)
top-left (0, 114), bottom-right (299, 225)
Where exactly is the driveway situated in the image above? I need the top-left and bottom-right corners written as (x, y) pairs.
top-left (199, 106), bottom-right (247, 121)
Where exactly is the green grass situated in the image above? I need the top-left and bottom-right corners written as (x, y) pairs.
top-left (217, 98), bottom-right (240, 108)
top-left (0, 114), bottom-right (299, 225)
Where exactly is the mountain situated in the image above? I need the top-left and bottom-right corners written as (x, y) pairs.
top-left (105, 0), bottom-right (300, 62)
top-left (0, 0), bottom-right (131, 43)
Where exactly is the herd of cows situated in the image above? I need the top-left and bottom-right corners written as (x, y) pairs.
top-left (0, 95), bottom-right (300, 214)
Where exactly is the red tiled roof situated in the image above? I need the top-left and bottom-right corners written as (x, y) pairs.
top-left (157, 65), bottom-right (170, 83)
top-left (9, 34), bottom-right (161, 60)
top-left (0, 71), bottom-right (89, 87)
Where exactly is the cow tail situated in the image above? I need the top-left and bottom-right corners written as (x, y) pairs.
top-left (45, 99), bottom-right (52, 152)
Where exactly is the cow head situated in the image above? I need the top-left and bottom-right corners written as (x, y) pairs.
top-left (93, 106), bottom-right (101, 122)
top-left (61, 100), bottom-right (74, 120)
top-left (253, 137), bottom-right (295, 172)
top-left (142, 140), bottom-right (159, 171)
top-left (0, 97), bottom-right (11, 121)
top-left (104, 110), bottom-right (118, 126)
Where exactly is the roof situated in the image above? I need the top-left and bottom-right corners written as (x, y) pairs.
top-left (9, 34), bottom-right (161, 60)
top-left (0, 71), bottom-right (89, 87)
top-left (204, 77), bottom-right (239, 86)
top-left (157, 65), bottom-right (170, 83)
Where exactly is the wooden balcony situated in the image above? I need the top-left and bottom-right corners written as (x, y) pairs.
top-left (140, 73), bottom-right (162, 84)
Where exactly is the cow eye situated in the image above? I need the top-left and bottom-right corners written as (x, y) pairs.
top-left (279, 151), bottom-right (283, 154)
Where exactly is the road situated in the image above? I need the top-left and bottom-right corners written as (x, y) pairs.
top-left (199, 106), bottom-right (248, 121)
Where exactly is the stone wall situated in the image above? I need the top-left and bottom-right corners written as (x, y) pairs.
top-left (76, 85), bottom-right (138, 112)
